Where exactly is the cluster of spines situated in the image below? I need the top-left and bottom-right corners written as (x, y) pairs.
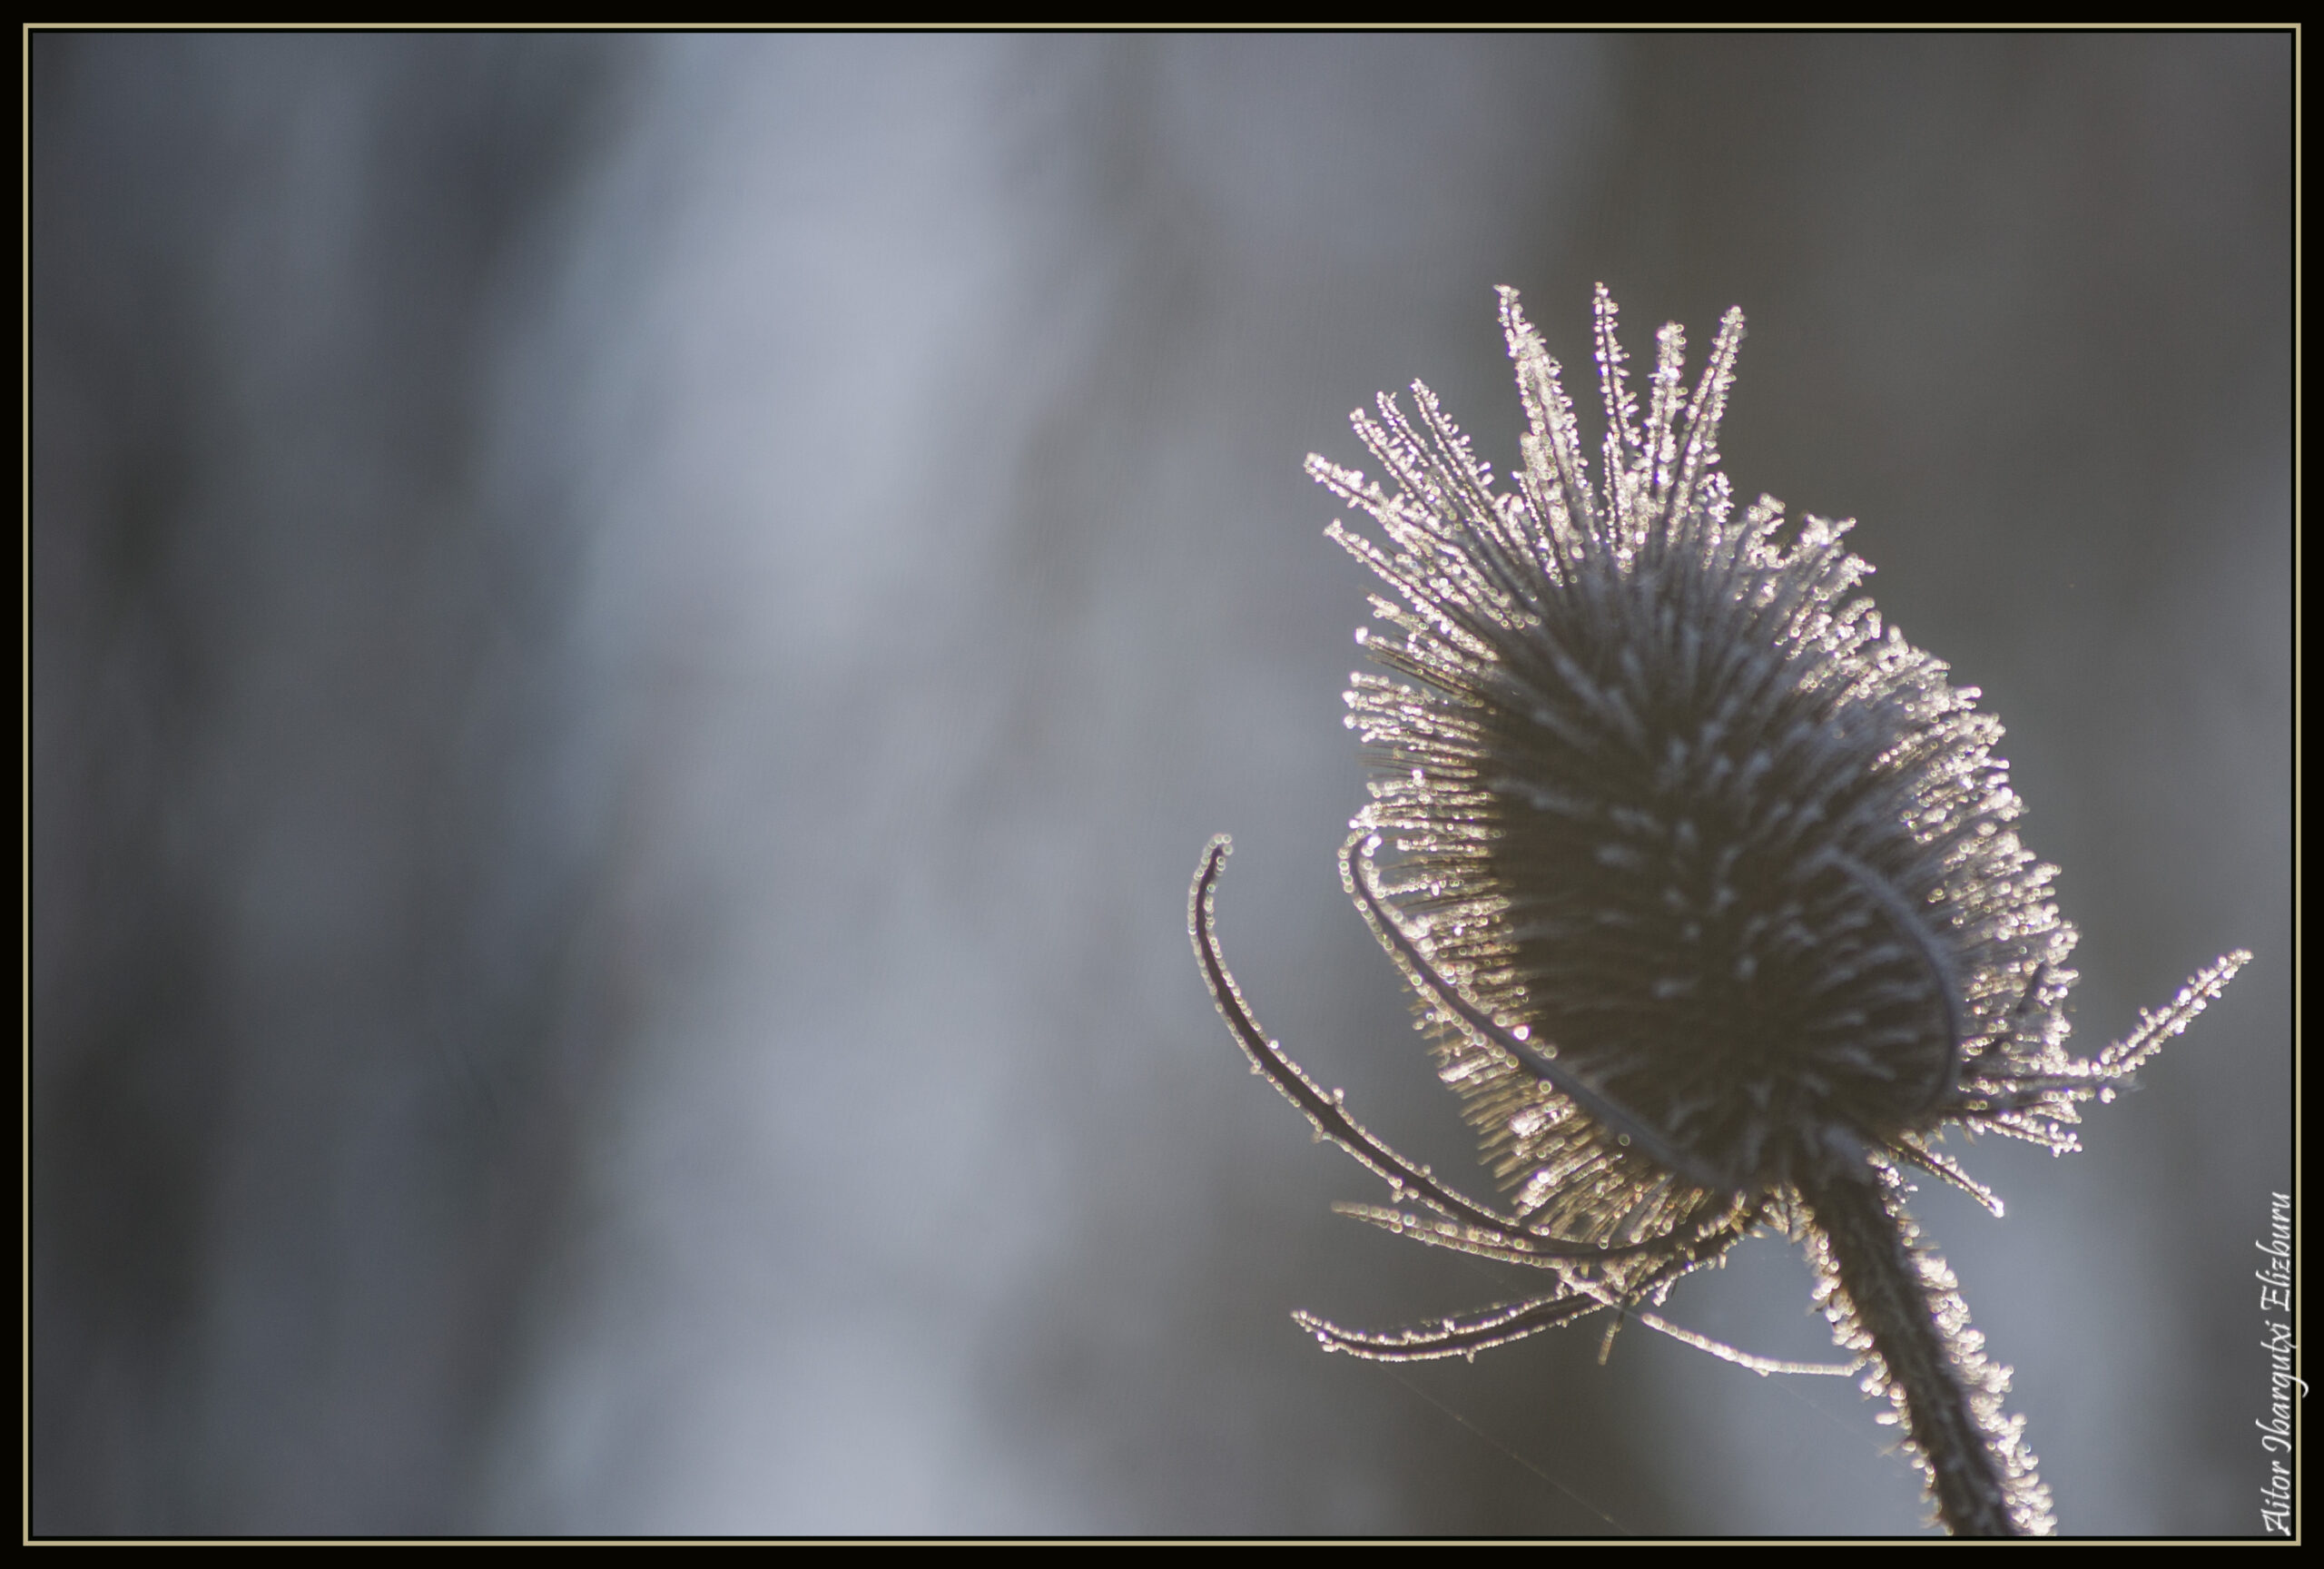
top-left (1322, 285), bottom-right (2085, 1215)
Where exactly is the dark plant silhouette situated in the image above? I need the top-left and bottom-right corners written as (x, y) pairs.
top-left (1193, 287), bottom-right (2247, 1536)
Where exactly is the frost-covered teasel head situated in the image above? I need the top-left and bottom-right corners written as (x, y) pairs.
top-left (1191, 285), bottom-right (2247, 1536)
top-left (1322, 285), bottom-right (2240, 1232)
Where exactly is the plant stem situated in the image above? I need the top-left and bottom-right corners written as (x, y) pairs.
top-left (1797, 1162), bottom-right (2017, 1537)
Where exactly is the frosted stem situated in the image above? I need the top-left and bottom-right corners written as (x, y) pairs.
top-left (1797, 1163), bottom-right (2017, 1538)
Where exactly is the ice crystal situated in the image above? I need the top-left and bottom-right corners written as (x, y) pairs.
top-left (1192, 286), bottom-right (2249, 1535)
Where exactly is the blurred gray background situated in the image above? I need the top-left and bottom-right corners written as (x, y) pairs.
top-left (32, 32), bottom-right (2290, 1536)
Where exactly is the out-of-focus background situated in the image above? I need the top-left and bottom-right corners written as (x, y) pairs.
top-left (32, 33), bottom-right (2290, 1536)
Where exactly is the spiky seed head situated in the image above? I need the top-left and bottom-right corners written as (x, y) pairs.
top-left (1216, 285), bottom-right (2249, 1534)
top-left (1319, 286), bottom-right (2162, 1251)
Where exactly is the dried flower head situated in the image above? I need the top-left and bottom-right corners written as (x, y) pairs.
top-left (1191, 285), bottom-right (2248, 1536)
